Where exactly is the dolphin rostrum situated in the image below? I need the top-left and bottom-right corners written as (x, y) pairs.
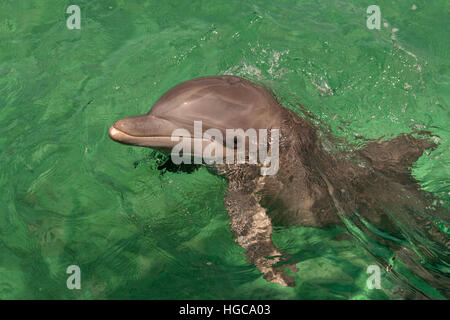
top-left (109, 76), bottom-right (449, 296)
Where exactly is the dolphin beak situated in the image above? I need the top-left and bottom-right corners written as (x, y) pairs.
top-left (108, 125), bottom-right (132, 143)
top-left (109, 114), bottom-right (231, 160)
top-left (108, 115), bottom-right (180, 150)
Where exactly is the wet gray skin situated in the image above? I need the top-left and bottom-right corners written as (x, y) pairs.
top-left (109, 76), bottom-right (449, 296)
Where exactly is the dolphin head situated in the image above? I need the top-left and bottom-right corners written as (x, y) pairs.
top-left (109, 76), bottom-right (284, 165)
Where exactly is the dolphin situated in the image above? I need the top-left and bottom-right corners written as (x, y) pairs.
top-left (109, 75), bottom-right (449, 296)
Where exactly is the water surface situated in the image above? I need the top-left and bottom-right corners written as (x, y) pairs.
top-left (0, 0), bottom-right (448, 299)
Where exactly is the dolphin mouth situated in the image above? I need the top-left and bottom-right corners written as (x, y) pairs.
top-left (108, 123), bottom-right (220, 152)
top-left (109, 123), bottom-right (232, 160)
top-left (108, 114), bottom-right (182, 149)
top-left (108, 113), bottom-right (238, 160)
top-left (108, 125), bottom-right (176, 148)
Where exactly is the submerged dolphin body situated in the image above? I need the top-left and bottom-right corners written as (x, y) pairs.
top-left (109, 76), bottom-right (449, 297)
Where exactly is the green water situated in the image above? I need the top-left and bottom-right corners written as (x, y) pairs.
top-left (0, 0), bottom-right (449, 299)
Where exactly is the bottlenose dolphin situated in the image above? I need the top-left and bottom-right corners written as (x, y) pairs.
top-left (109, 76), bottom-right (449, 296)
